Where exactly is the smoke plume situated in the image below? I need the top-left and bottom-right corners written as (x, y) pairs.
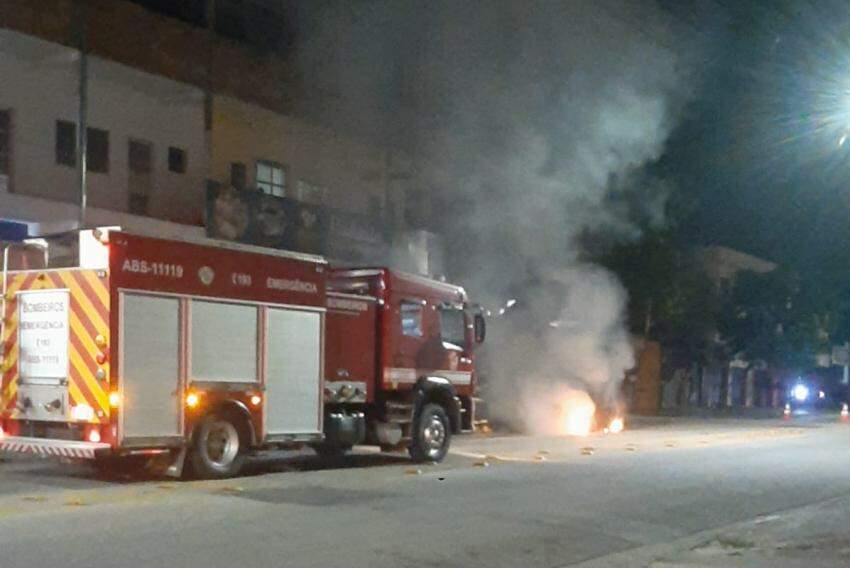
top-left (291, 1), bottom-right (692, 429)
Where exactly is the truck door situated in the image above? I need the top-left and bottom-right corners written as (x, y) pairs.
top-left (119, 293), bottom-right (181, 444)
top-left (16, 289), bottom-right (71, 422)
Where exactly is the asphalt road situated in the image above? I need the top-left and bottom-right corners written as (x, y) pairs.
top-left (0, 416), bottom-right (848, 568)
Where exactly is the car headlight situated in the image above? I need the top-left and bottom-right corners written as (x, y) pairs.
top-left (793, 384), bottom-right (809, 402)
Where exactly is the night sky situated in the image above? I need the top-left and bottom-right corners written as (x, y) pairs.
top-left (661, 0), bottom-right (850, 274)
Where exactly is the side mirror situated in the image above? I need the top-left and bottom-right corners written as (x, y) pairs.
top-left (474, 314), bottom-right (486, 344)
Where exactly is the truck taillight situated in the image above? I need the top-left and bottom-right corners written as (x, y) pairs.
top-left (108, 392), bottom-right (121, 408)
top-left (250, 394), bottom-right (262, 406)
top-left (88, 428), bottom-right (101, 443)
top-left (0, 424), bottom-right (4, 439)
top-left (185, 392), bottom-right (200, 408)
top-left (96, 351), bottom-right (108, 365)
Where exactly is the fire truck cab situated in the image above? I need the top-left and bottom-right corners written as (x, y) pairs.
top-left (0, 229), bottom-right (484, 478)
top-left (324, 268), bottom-right (484, 462)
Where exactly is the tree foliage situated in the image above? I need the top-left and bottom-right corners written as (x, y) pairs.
top-left (719, 267), bottom-right (846, 372)
top-left (598, 229), bottom-right (718, 365)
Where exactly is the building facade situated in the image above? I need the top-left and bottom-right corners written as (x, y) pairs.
top-left (0, 0), bottom-right (443, 273)
top-left (0, 28), bottom-right (207, 234)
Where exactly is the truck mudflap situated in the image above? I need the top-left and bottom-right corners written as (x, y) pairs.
top-left (0, 436), bottom-right (111, 459)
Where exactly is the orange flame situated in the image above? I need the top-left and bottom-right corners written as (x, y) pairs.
top-left (607, 417), bottom-right (624, 434)
top-left (558, 390), bottom-right (596, 437)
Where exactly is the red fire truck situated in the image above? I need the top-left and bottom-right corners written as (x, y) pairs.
top-left (0, 229), bottom-right (485, 478)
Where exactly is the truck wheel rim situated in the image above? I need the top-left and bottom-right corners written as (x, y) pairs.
top-left (422, 414), bottom-right (446, 459)
top-left (203, 420), bottom-right (239, 470)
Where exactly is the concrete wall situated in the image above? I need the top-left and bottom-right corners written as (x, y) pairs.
top-left (0, 0), bottom-right (295, 115)
top-left (0, 29), bottom-right (206, 226)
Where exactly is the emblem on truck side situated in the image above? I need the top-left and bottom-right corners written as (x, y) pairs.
top-left (198, 266), bottom-right (215, 286)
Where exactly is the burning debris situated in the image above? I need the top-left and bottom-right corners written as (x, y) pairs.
top-left (606, 417), bottom-right (625, 435)
top-left (558, 389), bottom-right (597, 437)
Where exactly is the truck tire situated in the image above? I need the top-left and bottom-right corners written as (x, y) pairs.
top-left (189, 413), bottom-right (247, 479)
top-left (409, 403), bottom-right (451, 463)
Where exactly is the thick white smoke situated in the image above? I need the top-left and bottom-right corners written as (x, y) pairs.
top-left (291, 1), bottom-right (692, 430)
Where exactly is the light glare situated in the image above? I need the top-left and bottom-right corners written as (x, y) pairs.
top-left (608, 417), bottom-right (625, 434)
top-left (71, 404), bottom-right (95, 422)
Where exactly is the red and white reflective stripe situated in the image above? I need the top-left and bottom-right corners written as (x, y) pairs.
top-left (0, 437), bottom-right (109, 460)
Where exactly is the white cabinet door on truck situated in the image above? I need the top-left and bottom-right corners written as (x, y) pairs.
top-left (265, 308), bottom-right (322, 436)
top-left (120, 293), bottom-right (181, 443)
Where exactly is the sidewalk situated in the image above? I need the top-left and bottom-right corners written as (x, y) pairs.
top-left (575, 494), bottom-right (850, 567)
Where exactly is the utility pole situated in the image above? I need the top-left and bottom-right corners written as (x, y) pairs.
top-left (204, 0), bottom-right (215, 178)
top-left (75, 0), bottom-right (89, 229)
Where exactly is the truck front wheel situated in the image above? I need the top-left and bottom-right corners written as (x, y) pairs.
top-left (189, 413), bottom-right (247, 479)
top-left (409, 403), bottom-right (451, 463)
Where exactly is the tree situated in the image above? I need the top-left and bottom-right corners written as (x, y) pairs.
top-left (597, 229), bottom-right (719, 366)
top-left (719, 267), bottom-right (846, 373)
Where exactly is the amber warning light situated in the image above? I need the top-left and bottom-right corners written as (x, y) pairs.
top-left (186, 393), bottom-right (200, 408)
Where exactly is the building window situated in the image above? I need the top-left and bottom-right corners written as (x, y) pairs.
top-left (400, 300), bottom-right (423, 338)
top-left (128, 139), bottom-right (152, 215)
top-left (230, 162), bottom-right (246, 190)
top-left (56, 120), bottom-right (76, 166)
top-left (86, 127), bottom-right (109, 173)
top-left (256, 160), bottom-right (285, 197)
top-left (128, 139), bottom-right (152, 174)
top-left (296, 179), bottom-right (326, 205)
top-left (0, 110), bottom-right (9, 179)
top-left (55, 121), bottom-right (109, 172)
top-left (168, 146), bottom-right (187, 173)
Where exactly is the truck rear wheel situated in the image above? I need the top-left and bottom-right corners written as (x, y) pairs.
top-left (189, 413), bottom-right (247, 479)
top-left (409, 403), bottom-right (451, 463)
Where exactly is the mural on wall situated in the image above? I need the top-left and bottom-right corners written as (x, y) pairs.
top-left (206, 185), bottom-right (328, 255)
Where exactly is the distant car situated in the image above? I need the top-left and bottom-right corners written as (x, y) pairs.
top-left (787, 378), bottom-right (838, 411)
